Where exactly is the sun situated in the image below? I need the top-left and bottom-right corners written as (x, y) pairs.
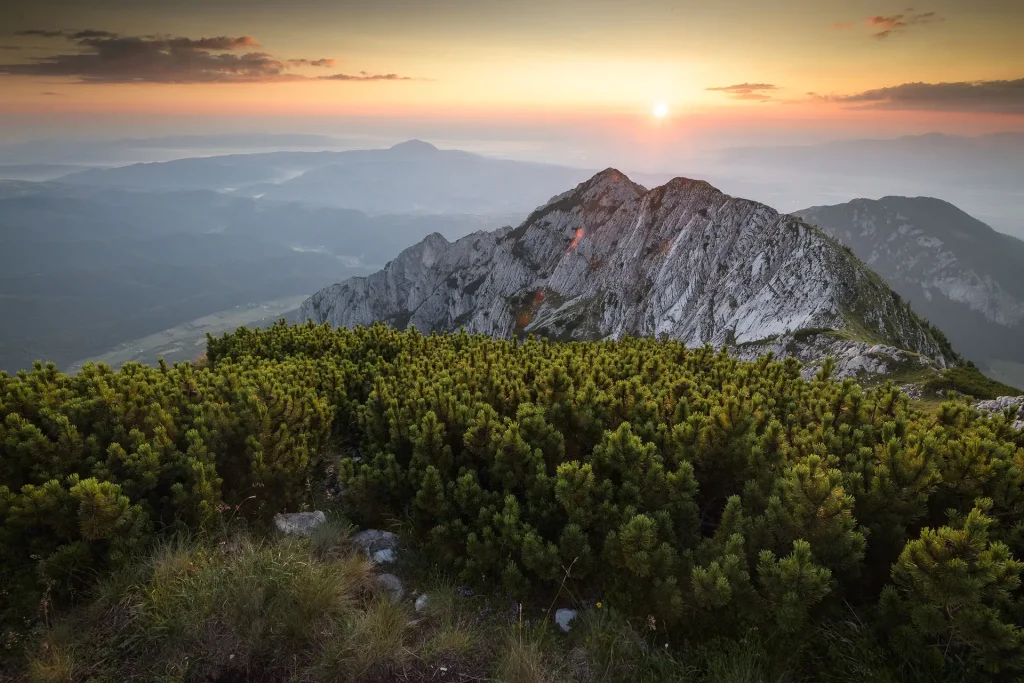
top-left (652, 103), bottom-right (669, 119)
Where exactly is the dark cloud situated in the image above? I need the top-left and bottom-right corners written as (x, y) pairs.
top-left (706, 83), bottom-right (778, 102)
top-left (69, 30), bottom-right (120, 40)
top-left (288, 58), bottom-right (336, 67)
top-left (319, 71), bottom-right (413, 81)
top-left (866, 8), bottom-right (943, 39)
top-left (158, 35), bottom-right (260, 50)
top-left (16, 29), bottom-right (66, 38)
top-left (0, 29), bottom-right (408, 83)
top-left (817, 78), bottom-right (1024, 114)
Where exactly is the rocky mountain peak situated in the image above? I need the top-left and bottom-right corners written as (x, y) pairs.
top-left (300, 169), bottom-right (960, 378)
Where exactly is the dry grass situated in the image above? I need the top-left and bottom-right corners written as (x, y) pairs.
top-left (495, 628), bottom-right (566, 683)
top-left (317, 595), bottom-right (413, 682)
top-left (23, 532), bottom-right (376, 682)
top-left (25, 640), bottom-right (77, 683)
top-left (17, 529), bottom-right (805, 683)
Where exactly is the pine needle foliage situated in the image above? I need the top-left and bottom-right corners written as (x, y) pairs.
top-left (2, 320), bottom-right (1023, 678)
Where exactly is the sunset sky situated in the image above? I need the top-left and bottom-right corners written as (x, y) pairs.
top-left (2, 0), bottom-right (1023, 161)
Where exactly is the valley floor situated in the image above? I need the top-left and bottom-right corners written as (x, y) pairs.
top-left (66, 295), bottom-right (307, 372)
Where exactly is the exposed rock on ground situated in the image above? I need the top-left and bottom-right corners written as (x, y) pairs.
top-left (353, 529), bottom-right (400, 562)
top-left (272, 511), bottom-right (326, 537)
top-left (555, 608), bottom-right (578, 633)
top-left (377, 573), bottom-right (405, 603)
top-left (975, 395), bottom-right (1024, 429)
top-left (735, 333), bottom-right (938, 380)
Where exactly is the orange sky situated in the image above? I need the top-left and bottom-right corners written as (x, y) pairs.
top-left (1, 0), bottom-right (1023, 139)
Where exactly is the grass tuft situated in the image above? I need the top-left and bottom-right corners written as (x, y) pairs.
top-left (495, 628), bottom-right (565, 683)
top-left (25, 639), bottom-right (77, 683)
top-left (319, 595), bottom-right (412, 682)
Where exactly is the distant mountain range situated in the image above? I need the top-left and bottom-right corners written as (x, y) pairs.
top-left (57, 140), bottom-right (595, 215)
top-left (721, 133), bottom-right (1024, 190)
top-left (797, 197), bottom-right (1024, 386)
top-left (301, 169), bottom-right (956, 379)
top-left (0, 134), bottom-right (354, 165)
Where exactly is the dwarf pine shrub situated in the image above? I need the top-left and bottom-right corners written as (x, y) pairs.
top-left (2, 321), bottom-right (1022, 678)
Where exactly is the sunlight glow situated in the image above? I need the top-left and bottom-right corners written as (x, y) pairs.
top-left (652, 103), bottom-right (669, 119)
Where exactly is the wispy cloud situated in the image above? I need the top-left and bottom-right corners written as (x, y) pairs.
top-left (39, 91), bottom-right (62, 96)
top-left (829, 21), bottom-right (854, 30)
top-left (812, 78), bottom-right (1024, 114)
top-left (287, 58), bottom-right (336, 68)
top-left (0, 29), bottom-right (415, 84)
top-left (318, 71), bottom-right (414, 81)
top-left (15, 29), bottom-right (68, 38)
top-left (706, 83), bottom-right (778, 102)
top-left (865, 8), bottom-right (944, 39)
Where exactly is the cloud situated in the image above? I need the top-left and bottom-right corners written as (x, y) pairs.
top-left (0, 45), bottom-right (23, 51)
top-left (865, 8), bottom-right (943, 39)
top-left (68, 30), bottom-right (121, 40)
top-left (815, 78), bottom-right (1024, 114)
top-left (288, 57), bottom-right (335, 67)
top-left (39, 91), bottom-right (62, 96)
top-left (318, 71), bottom-right (413, 81)
top-left (706, 83), bottom-right (778, 102)
top-left (0, 29), bottom-right (412, 84)
top-left (830, 21), bottom-right (854, 30)
top-left (16, 29), bottom-right (66, 38)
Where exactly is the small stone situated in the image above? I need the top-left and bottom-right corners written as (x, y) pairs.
top-left (377, 573), bottom-right (405, 602)
top-left (273, 511), bottom-right (326, 537)
top-left (372, 548), bottom-right (397, 564)
top-left (352, 529), bottom-right (400, 559)
top-left (554, 608), bottom-right (577, 633)
top-left (415, 593), bottom-right (429, 613)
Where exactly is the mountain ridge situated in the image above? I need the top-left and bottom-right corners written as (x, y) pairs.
top-left (796, 195), bottom-right (1024, 383)
top-left (300, 169), bottom-right (957, 376)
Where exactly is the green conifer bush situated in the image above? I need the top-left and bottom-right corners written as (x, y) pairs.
top-left (2, 321), bottom-right (1022, 678)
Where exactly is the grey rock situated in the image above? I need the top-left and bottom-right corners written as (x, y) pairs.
top-left (372, 548), bottom-right (397, 564)
top-left (976, 395), bottom-right (1024, 415)
top-left (735, 334), bottom-right (937, 381)
top-left (554, 608), bottom-right (578, 633)
top-left (273, 511), bottom-right (326, 537)
top-left (352, 529), bottom-right (400, 561)
top-left (377, 573), bottom-right (405, 603)
top-left (975, 396), bottom-right (1024, 429)
top-left (415, 593), bottom-right (430, 613)
top-left (301, 170), bottom-right (954, 376)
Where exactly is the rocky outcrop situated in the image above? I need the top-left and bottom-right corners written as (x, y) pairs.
top-left (301, 170), bottom-right (958, 372)
top-left (735, 334), bottom-right (939, 380)
top-left (975, 395), bottom-right (1024, 430)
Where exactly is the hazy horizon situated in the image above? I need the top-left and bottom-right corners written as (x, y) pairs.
top-left (3, 128), bottom-right (1021, 238)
